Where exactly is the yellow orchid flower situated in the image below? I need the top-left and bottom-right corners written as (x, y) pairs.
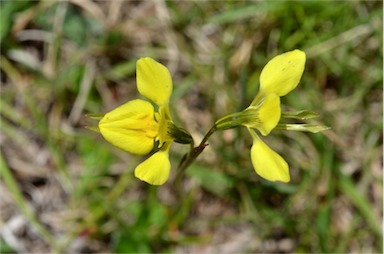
top-left (248, 49), bottom-right (305, 182)
top-left (216, 49), bottom-right (306, 182)
top-left (98, 57), bottom-right (191, 185)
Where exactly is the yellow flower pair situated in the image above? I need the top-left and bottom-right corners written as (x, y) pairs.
top-left (96, 50), bottom-right (307, 185)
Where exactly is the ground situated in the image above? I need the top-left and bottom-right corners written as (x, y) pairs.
top-left (0, 1), bottom-right (382, 253)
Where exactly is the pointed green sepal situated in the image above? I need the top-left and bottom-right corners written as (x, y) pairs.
top-left (215, 112), bottom-right (244, 131)
top-left (168, 123), bottom-right (193, 144)
top-left (275, 123), bottom-right (330, 133)
top-left (85, 126), bottom-right (101, 133)
top-left (281, 110), bottom-right (319, 120)
top-left (86, 113), bottom-right (105, 120)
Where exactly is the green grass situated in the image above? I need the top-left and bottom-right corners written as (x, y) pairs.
top-left (0, 1), bottom-right (382, 253)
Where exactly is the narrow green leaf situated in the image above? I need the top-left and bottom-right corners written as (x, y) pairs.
top-left (209, 5), bottom-right (260, 24)
top-left (339, 176), bottom-right (382, 239)
top-left (104, 60), bottom-right (136, 81)
top-left (0, 154), bottom-right (60, 251)
top-left (186, 165), bottom-right (234, 196)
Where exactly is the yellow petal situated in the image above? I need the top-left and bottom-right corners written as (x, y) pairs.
top-left (136, 57), bottom-right (172, 105)
top-left (156, 105), bottom-right (174, 146)
top-left (99, 99), bottom-right (157, 155)
top-left (134, 143), bottom-right (171, 185)
top-left (257, 93), bottom-right (281, 136)
top-left (244, 93), bottom-right (281, 136)
top-left (259, 49), bottom-right (306, 97)
top-left (249, 129), bottom-right (290, 182)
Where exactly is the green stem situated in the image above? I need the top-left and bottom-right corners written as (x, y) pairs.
top-left (177, 124), bottom-right (217, 173)
top-left (173, 125), bottom-right (217, 189)
top-left (171, 125), bottom-right (217, 225)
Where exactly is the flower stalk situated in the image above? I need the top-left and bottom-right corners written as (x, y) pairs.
top-left (177, 125), bottom-right (217, 174)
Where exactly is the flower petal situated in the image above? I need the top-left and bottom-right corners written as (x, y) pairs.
top-left (259, 49), bottom-right (306, 97)
top-left (257, 93), bottom-right (281, 136)
top-left (134, 143), bottom-right (171, 185)
top-left (136, 57), bottom-right (172, 105)
top-left (156, 105), bottom-right (174, 146)
top-left (99, 99), bottom-right (157, 155)
top-left (249, 129), bottom-right (290, 182)
top-left (244, 93), bottom-right (281, 136)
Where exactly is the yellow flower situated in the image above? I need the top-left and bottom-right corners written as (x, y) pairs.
top-left (248, 49), bottom-right (306, 182)
top-left (99, 57), bottom-right (181, 185)
top-left (215, 49), bottom-right (306, 183)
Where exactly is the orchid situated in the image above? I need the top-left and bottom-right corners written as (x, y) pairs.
top-left (216, 50), bottom-right (306, 182)
top-left (98, 57), bottom-right (191, 185)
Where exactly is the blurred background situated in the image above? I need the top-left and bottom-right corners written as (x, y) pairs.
top-left (0, 1), bottom-right (382, 253)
